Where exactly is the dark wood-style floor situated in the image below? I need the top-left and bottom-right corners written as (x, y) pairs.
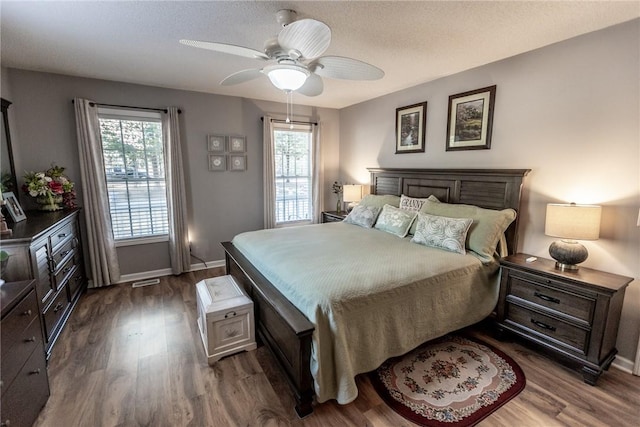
top-left (34, 269), bottom-right (640, 427)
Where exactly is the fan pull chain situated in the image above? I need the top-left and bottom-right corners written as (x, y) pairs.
top-left (285, 90), bottom-right (294, 129)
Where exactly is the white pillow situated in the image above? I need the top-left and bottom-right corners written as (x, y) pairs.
top-left (411, 213), bottom-right (473, 254)
top-left (374, 204), bottom-right (417, 238)
top-left (399, 194), bottom-right (430, 212)
top-left (343, 205), bottom-right (381, 228)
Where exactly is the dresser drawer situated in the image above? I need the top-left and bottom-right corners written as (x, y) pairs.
top-left (43, 287), bottom-right (70, 341)
top-left (508, 272), bottom-right (595, 323)
top-left (50, 236), bottom-right (75, 270)
top-left (1, 317), bottom-right (43, 397)
top-left (49, 221), bottom-right (75, 253)
top-left (67, 266), bottom-right (85, 301)
top-left (54, 251), bottom-right (77, 289)
top-left (505, 302), bottom-right (589, 354)
top-left (1, 290), bottom-right (39, 360)
top-left (0, 344), bottom-right (49, 427)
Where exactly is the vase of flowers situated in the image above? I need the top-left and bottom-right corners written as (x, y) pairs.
top-left (23, 165), bottom-right (77, 211)
top-left (332, 181), bottom-right (343, 213)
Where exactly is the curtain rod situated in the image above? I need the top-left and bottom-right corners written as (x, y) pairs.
top-left (71, 99), bottom-right (181, 114)
top-left (261, 117), bottom-right (317, 126)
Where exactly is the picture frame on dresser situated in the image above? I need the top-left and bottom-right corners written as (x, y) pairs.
top-left (2, 191), bottom-right (26, 222)
top-left (446, 85), bottom-right (496, 151)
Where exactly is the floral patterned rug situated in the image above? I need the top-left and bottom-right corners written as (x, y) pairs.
top-left (369, 335), bottom-right (525, 426)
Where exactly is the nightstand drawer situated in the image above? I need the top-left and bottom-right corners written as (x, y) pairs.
top-left (505, 303), bottom-right (589, 354)
top-left (508, 272), bottom-right (595, 323)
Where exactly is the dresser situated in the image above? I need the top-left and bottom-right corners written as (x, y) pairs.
top-left (1, 280), bottom-right (50, 427)
top-left (497, 253), bottom-right (632, 385)
top-left (0, 209), bottom-right (87, 359)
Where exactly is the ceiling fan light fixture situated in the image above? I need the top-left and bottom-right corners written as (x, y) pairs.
top-left (264, 64), bottom-right (310, 91)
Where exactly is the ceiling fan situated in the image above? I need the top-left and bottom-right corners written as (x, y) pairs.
top-left (179, 9), bottom-right (384, 97)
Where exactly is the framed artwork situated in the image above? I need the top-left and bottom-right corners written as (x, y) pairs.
top-left (208, 154), bottom-right (226, 171)
top-left (395, 102), bottom-right (427, 154)
top-left (446, 85), bottom-right (496, 151)
top-left (2, 191), bottom-right (26, 222)
top-left (228, 136), bottom-right (246, 153)
top-left (207, 134), bottom-right (226, 152)
top-left (229, 155), bottom-right (247, 171)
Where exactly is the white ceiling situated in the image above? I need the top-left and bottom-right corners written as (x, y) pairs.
top-left (1, 1), bottom-right (638, 109)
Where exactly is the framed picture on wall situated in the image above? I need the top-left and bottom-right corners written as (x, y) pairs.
top-left (228, 136), bottom-right (246, 153)
top-left (395, 102), bottom-right (427, 154)
top-left (229, 155), bottom-right (247, 171)
top-left (208, 154), bottom-right (226, 171)
top-left (207, 134), bottom-right (226, 152)
top-left (2, 191), bottom-right (26, 222)
top-left (446, 85), bottom-right (496, 151)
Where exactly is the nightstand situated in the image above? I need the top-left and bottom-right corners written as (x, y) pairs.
top-left (497, 253), bottom-right (632, 385)
top-left (322, 211), bottom-right (348, 223)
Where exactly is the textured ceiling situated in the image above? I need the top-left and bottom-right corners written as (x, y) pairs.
top-left (1, 1), bottom-right (638, 109)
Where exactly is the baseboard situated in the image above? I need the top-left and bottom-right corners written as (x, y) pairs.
top-left (116, 259), bottom-right (225, 284)
top-left (611, 355), bottom-right (635, 375)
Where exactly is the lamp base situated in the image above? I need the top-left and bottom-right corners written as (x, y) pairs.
top-left (549, 240), bottom-right (588, 271)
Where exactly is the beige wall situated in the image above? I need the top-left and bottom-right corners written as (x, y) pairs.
top-left (339, 20), bottom-right (640, 362)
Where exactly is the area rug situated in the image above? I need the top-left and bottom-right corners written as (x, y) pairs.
top-left (369, 335), bottom-right (525, 427)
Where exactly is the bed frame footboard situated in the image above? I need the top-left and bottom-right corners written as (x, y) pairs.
top-left (222, 241), bottom-right (315, 417)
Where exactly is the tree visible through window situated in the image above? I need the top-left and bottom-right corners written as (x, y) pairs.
top-left (274, 124), bottom-right (313, 224)
top-left (98, 110), bottom-right (169, 240)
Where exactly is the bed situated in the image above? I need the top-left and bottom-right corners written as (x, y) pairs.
top-left (222, 168), bottom-right (529, 416)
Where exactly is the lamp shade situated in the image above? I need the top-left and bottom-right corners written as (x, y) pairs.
top-left (342, 184), bottom-right (363, 203)
top-left (265, 65), bottom-right (309, 91)
top-left (545, 203), bottom-right (601, 241)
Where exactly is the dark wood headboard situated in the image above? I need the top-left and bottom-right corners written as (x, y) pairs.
top-left (368, 168), bottom-right (530, 254)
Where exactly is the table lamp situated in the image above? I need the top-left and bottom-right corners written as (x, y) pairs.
top-left (342, 184), bottom-right (363, 212)
top-left (545, 203), bottom-right (601, 271)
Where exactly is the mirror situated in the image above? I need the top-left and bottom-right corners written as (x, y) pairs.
top-left (1, 98), bottom-right (19, 201)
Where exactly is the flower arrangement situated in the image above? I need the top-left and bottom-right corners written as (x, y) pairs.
top-left (23, 165), bottom-right (77, 210)
top-left (332, 181), bottom-right (343, 212)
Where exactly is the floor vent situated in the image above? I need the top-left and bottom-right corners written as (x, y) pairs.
top-left (131, 278), bottom-right (160, 288)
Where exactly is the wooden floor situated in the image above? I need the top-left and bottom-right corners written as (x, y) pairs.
top-left (34, 269), bottom-right (640, 427)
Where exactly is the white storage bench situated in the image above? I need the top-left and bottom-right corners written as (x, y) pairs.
top-left (196, 275), bottom-right (256, 365)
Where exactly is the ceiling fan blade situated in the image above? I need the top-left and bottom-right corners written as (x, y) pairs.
top-left (298, 74), bottom-right (324, 97)
top-left (220, 69), bottom-right (263, 86)
top-left (278, 19), bottom-right (331, 59)
top-left (179, 40), bottom-right (269, 60)
top-left (313, 56), bottom-right (384, 80)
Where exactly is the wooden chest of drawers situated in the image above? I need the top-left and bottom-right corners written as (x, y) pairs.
top-left (497, 254), bottom-right (632, 385)
top-left (1, 280), bottom-right (50, 427)
top-left (0, 209), bottom-right (86, 359)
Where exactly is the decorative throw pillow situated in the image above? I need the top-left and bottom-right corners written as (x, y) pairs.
top-left (374, 204), bottom-right (418, 238)
top-left (399, 195), bottom-right (429, 212)
top-left (419, 200), bottom-right (516, 261)
top-left (411, 213), bottom-right (473, 254)
top-left (344, 205), bottom-right (381, 228)
top-left (358, 194), bottom-right (401, 209)
top-left (408, 195), bottom-right (442, 235)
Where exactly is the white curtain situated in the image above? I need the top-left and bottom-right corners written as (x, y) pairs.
top-left (311, 123), bottom-right (323, 223)
top-left (263, 115), bottom-right (277, 229)
top-left (163, 107), bottom-right (191, 274)
top-left (73, 98), bottom-right (120, 288)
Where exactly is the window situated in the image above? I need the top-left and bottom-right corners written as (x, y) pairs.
top-left (273, 123), bottom-right (314, 224)
top-left (98, 108), bottom-right (169, 242)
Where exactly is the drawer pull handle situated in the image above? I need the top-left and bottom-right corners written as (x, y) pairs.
top-left (25, 336), bottom-right (37, 343)
top-left (60, 250), bottom-right (71, 257)
top-left (63, 266), bottom-right (72, 274)
top-left (224, 311), bottom-right (237, 318)
top-left (22, 309), bottom-right (32, 316)
top-left (29, 368), bottom-right (41, 375)
top-left (534, 292), bottom-right (560, 304)
top-left (53, 302), bottom-right (64, 313)
top-left (58, 233), bottom-right (68, 238)
top-left (531, 319), bottom-right (556, 332)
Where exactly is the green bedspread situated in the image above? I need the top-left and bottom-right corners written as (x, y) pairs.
top-left (232, 221), bottom-right (500, 404)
